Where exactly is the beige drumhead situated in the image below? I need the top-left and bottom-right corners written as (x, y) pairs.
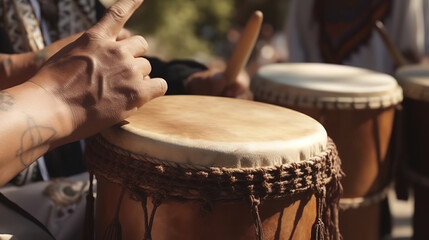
top-left (395, 65), bottom-right (429, 102)
top-left (251, 63), bottom-right (403, 109)
top-left (100, 95), bottom-right (327, 168)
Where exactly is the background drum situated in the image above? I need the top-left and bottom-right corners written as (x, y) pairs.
top-left (84, 95), bottom-right (343, 240)
top-left (251, 63), bottom-right (403, 240)
top-left (395, 65), bottom-right (429, 240)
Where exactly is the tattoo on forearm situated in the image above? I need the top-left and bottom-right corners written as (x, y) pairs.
top-left (16, 116), bottom-right (56, 167)
top-left (34, 48), bottom-right (49, 64)
top-left (3, 58), bottom-right (11, 68)
top-left (0, 54), bottom-right (12, 69)
top-left (0, 91), bottom-right (14, 111)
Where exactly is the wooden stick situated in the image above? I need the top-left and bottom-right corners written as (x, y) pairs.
top-left (374, 20), bottom-right (408, 67)
top-left (224, 10), bottom-right (263, 85)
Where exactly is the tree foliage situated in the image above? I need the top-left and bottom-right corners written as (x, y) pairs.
top-left (127, 0), bottom-right (234, 60)
top-left (124, 0), bottom-right (290, 62)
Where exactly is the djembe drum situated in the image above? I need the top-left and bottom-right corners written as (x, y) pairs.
top-left (395, 65), bottom-right (429, 239)
top-left (251, 63), bottom-right (403, 240)
top-left (84, 95), bottom-right (343, 240)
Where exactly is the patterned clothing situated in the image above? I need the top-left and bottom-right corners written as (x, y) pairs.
top-left (287, 0), bottom-right (429, 74)
top-left (314, 0), bottom-right (392, 64)
top-left (0, 0), bottom-right (98, 52)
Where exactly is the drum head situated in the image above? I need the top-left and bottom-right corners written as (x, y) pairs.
top-left (100, 95), bottom-right (327, 168)
top-left (395, 64), bottom-right (429, 101)
top-left (252, 63), bottom-right (403, 109)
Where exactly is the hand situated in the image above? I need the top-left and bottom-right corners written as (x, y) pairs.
top-left (29, 0), bottom-right (167, 143)
top-left (118, 28), bottom-right (134, 40)
top-left (0, 28), bottom-right (133, 90)
top-left (185, 68), bottom-right (253, 100)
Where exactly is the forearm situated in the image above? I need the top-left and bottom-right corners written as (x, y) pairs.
top-left (0, 53), bottom-right (40, 89)
top-left (0, 33), bottom-right (82, 90)
top-left (0, 83), bottom-right (72, 185)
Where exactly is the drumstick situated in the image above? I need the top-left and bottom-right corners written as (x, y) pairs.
top-left (224, 10), bottom-right (263, 85)
top-left (374, 20), bottom-right (408, 67)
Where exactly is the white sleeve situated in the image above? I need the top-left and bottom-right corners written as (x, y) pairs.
top-left (285, 0), bottom-right (321, 62)
top-left (390, 0), bottom-right (426, 58)
top-left (286, 0), bottom-right (306, 62)
top-left (424, 0), bottom-right (429, 55)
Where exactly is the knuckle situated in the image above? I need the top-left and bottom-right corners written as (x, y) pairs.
top-left (129, 0), bottom-right (143, 9)
top-left (141, 58), bottom-right (152, 74)
top-left (118, 65), bottom-right (134, 80)
top-left (135, 35), bottom-right (148, 50)
top-left (107, 46), bottom-right (126, 58)
top-left (118, 44), bottom-right (129, 55)
top-left (81, 31), bottom-right (100, 41)
top-left (108, 5), bottom-right (127, 21)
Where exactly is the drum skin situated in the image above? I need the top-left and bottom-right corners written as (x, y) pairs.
top-left (251, 63), bottom-right (401, 240)
top-left (87, 95), bottom-right (336, 240)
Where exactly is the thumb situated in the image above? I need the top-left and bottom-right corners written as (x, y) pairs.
top-left (88, 0), bottom-right (143, 40)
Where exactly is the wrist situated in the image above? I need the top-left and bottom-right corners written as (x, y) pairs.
top-left (0, 82), bottom-right (73, 184)
top-left (19, 81), bottom-right (75, 148)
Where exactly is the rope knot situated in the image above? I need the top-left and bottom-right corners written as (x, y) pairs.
top-left (249, 195), bottom-right (263, 240)
top-left (311, 218), bottom-right (325, 240)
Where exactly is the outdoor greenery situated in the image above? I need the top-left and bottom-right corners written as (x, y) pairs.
top-left (121, 0), bottom-right (290, 63)
top-left (127, 0), bottom-right (234, 61)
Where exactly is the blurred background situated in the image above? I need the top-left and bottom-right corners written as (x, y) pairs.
top-left (102, 0), bottom-right (290, 73)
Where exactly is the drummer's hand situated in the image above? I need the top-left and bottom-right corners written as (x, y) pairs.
top-left (185, 68), bottom-right (253, 100)
top-left (118, 28), bottom-right (133, 40)
top-left (29, 0), bottom-right (167, 143)
top-left (43, 28), bottom-right (133, 59)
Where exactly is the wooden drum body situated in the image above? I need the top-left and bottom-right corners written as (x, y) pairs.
top-left (395, 65), bottom-right (429, 240)
top-left (84, 96), bottom-right (343, 240)
top-left (251, 63), bottom-right (403, 240)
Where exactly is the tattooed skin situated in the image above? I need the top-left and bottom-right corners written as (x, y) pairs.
top-left (34, 48), bottom-right (49, 64)
top-left (0, 54), bottom-right (12, 70)
top-left (16, 116), bottom-right (56, 167)
top-left (0, 91), bottom-right (14, 111)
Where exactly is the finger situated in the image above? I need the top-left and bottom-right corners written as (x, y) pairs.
top-left (89, 0), bottom-right (143, 40)
top-left (136, 77), bottom-right (168, 107)
top-left (118, 35), bottom-right (149, 57)
top-left (222, 78), bottom-right (249, 98)
top-left (143, 77), bottom-right (168, 98)
top-left (223, 86), bottom-right (253, 100)
top-left (134, 57), bottom-right (152, 77)
top-left (237, 90), bottom-right (254, 100)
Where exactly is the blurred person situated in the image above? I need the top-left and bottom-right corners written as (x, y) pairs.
top-left (285, 0), bottom-right (429, 239)
top-left (286, 0), bottom-right (429, 74)
top-left (247, 23), bottom-right (288, 76)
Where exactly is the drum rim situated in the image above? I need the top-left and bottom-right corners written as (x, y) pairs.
top-left (251, 63), bottom-right (403, 109)
top-left (99, 95), bottom-right (329, 167)
top-left (395, 65), bottom-right (429, 102)
top-left (85, 134), bottom-right (342, 202)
